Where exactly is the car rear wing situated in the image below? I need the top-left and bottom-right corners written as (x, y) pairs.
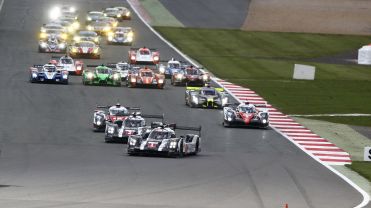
top-left (130, 47), bottom-right (157, 51)
top-left (140, 113), bottom-right (164, 122)
top-left (186, 86), bottom-right (224, 92)
top-left (96, 105), bottom-right (141, 111)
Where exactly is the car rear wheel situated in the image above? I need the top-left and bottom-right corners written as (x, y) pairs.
top-left (178, 141), bottom-right (184, 158)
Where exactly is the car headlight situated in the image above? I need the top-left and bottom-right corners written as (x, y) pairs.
top-left (192, 95), bottom-right (198, 104)
top-left (71, 48), bottom-right (78, 53)
top-left (262, 119), bottom-right (267, 124)
top-left (127, 36), bottom-right (133, 42)
top-left (58, 43), bottom-right (66, 49)
top-left (126, 11), bottom-right (130, 16)
top-left (130, 55), bottom-right (136, 61)
top-left (222, 97), bottom-right (228, 105)
top-left (158, 79), bottom-right (164, 84)
top-left (129, 138), bottom-right (136, 146)
top-left (87, 25), bottom-right (93, 30)
top-left (40, 28), bottom-right (46, 33)
top-left (76, 66), bottom-right (82, 71)
top-left (117, 14), bottom-right (122, 18)
top-left (176, 74), bottom-right (183, 80)
top-left (73, 22), bottom-right (80, 29)
top-left (40, 33), bottom-right (47, 39)
top-left (153, 56), bottom-right (159, 61)
top-left (96, 120), bottom-right (102, 125)
top-left (227, 117), bottom-right (232, 121)
top-left (93, 48), bottom-right (99, 53)
top-left (40, 42), bottom-right (47, 48)
top-left (62, 74), bottom-right (68, 79)
top-left (113, 73), bottom-right (120, 80)
top-left (107, 36), bottom-right (113, 41)
top-left (202, 74), bottom-right (209, 80)
top-left (32, 73), bottom-right (38, 78)
top-left (130, 77), bottom-right (136, 83)
top-left (49, 7), bottom-right (61, 20)
top-left (70, 7), bottom-right (76, 13)
top-left (87, 72), bottom-right (94, 79)
top-left (169, 141), bottom-right (177, 149)
top-left (128, 31), bottom-right (133, 37)
top-left (112, 22), bottom-right (118, 27)
top-left (87, 16), bottom-right (92, 21)
top-left (104, 26), bottom-right (111, 31)
top-left (107, 127), bottom-right (114, 134)
top-left (74, 36), bottom-right (80, 42)
top-left (61, 33), bottom-right (68, 40)
top-left (94, 37), bottom-right (99, 43)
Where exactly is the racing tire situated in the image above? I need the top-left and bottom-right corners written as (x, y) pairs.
top-left (222, 120), bottom-right (230, 128)
top-left (194, 138), bottom-right (200, 155)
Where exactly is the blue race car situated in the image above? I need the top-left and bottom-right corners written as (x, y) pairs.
top-left (162, 58), bottom-right (184, 78)
top-left (29, 64), bottom-right (69, 84)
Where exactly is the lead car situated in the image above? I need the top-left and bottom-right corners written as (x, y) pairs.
top-left (127, 123), bottom-right (201, 157)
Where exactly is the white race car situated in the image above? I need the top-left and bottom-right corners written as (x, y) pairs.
top-left (51, 55), bottom-right (84, 75)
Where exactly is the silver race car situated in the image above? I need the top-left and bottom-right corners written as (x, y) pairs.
top-left (107, 27), bottom-right (133, 45)
top-left (127, 123), bottom-right (201, 157)
top-left (104, 112), bottom-right (164, 143)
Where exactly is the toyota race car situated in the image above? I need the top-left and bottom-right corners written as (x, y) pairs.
top-left (127, 66), bottom-right (165, 89)
top-left (51, 55), bottom-right (84, 75)
top-left (185, 85), bottom-right (228, 108)
top-left (107, 27), bottom-right (133, 45)
top-left (82, 65), bottom-right (121, 86)
top-left (223, 103), bottom-right (269, 128)
top-left (105, 112), bottom-right (164, 143)
top-left (93, 103), bottom-right (140, 131)
top-left (171, 65), bottom-right (210, 86)
top-left (29, 64), bottom-right (68, 84)
top-left (68, 41), bottom-right (101, 59)
top-left (128, 47), bottom-right (159, 65)
top-left (127, 123), bottom-right (201, 157)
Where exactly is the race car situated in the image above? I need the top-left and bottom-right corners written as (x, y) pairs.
top-left (29, 64), bottom-right (68, 84)
top-left (58, 16), bottom-right (80, 34)
top-left (128, 47), bottom-right (160, 65)
top-left (222, 102), bottom-right (269, 128)
top-left (38, 35), bottom-right (67, 53)
top-left (106, 62), bottom-right (131, 81)
top-left (171, 65), bottom-right (210, 86)
top-left (73, 30), bottom-right (100, 44)
top-left (107, 27), bottom-right (133, 45)
top-left (68, 41), bottom-right (101, 59)
top-left (96, 16), bottom-right (118, 28)
top-left (161, 58), bottom-right (184, 78)
top-left (105, 112), bottom-right (164, 143)
top-left (82, 65), bottom-right (121, 86)
top-left (93, 103), bottom-right (139, 131)
top-left (86, 20), bottom-right (112, 35)
top-left (185, 85), bottom-right (228, 108)
top-left (127, 123), bottom-right (201, 157)
top-left (103, 7), bottom-right (124, 21)
top-left (51, 55), bottom-right (84, 75)
top-left (114, 7), bottom-right (131, 20)
top-left (127, 66), bottom-right (165, 89)
top-left (86, 11), bottom-right (105, 24)
top-left (39, 23), bottom-right (68, 40)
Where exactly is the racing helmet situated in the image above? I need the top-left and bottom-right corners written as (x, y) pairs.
top-left (115, 103), bottom-right (121, 108)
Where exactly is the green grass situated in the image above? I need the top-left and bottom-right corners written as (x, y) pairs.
top-left (155, 27), bottom-right (371, 126)
top-left (346, 161), bottom-right (371, 182)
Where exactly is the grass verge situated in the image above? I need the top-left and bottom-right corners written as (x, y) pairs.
top-left (155, 27), bottom-right (371, 126)
top-left (346, 161), bottom-right (371, 182)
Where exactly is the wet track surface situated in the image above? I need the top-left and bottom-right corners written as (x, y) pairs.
top-left (0, 0), bottom-right (364, 207)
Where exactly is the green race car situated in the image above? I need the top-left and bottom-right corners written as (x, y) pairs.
top-left (82, 65), bottom-right (121, 86)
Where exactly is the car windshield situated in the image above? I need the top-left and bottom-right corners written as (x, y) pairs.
top-left (60, 58), bottom-right (73, 64)
top-left (44, 66), bottom-right (56, 72)
top-left (141, 72), bottom-right (152, 77)
top-left (96, 68), bottom-right (110, 74)
top-left (240, 106), bottom-right (255, 113)
top-left (139, 50), bottom-right (150, 55)
top-left (124, 119), bottom-right (144, 128)
top-left (149, 130), bottom-right (170, 140)
top-left (169, 63), bottom-right (180, 69)
top-left (80, 31), bottom-right (96, 36)
top-left (105, 8), bottom-right (118, 12)
top-left (201, 89), bottom-right (216, 96)
top-left (109, 108), bottom-right (128, 116)
top-left (186, 68), bottom-right (199, 75)
top-left (89, 12), bottom-right (103, 17)
top-left (77, 42), bottom-right (94, 47)
top-left (45, 29), bottom-right (61, 34)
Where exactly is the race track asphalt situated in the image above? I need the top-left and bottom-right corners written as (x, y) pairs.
top-left (0, 0), bottom-right (365, 207)
top-left (159, 0), bottom-right (250, 29)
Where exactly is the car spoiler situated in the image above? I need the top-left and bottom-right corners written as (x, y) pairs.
top-left (97, 105), bottom-right (141, 111)
top-left (87, 65), bottom-right (104, 67)
top-left (32, 64), bottom-right (44, 68)
top-left (130, 47), bottom-right (157, 51)
top-left (186, 86), bottom-right (224, 92)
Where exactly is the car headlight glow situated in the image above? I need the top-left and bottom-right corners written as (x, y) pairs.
top-left (32, 73), bottom-right (38, 78)
top-left (192, 95), bottom-right (198, 104)
top-left (108, 127), bottom-right (114, 134)
top-left (74, 36), bottom-right (80, 42)
top-left (58, 43), bottom-right (66, 49)
top-left (70, 7), bottom-right (76, 13)
top-left (202, 74), bottom-right (209, 80)
top-left (130, 55), bottom-right (136, 61)
top-left (127, 36), bottom-right (133, 42)
top-left (76, 66), bottom-right (82, 71)
top-left (40, 33), bottom-right (47, 39)
top-left (87, 16), bottom-right (92, 21)
top-left (94, 37), bottom-right (99, 43)
top-left (87, 72), bottom-right (94, 79)
top-left (262, 119), bottom-right (267, 124)
top-left (153, 56), bottom-right (159, 61)
top-left (176, 74), bottom-right (183, 80)
top-left (62, 74), bottom-right (68, 79)
top-left (104, 26), bottom-right (111, 31)
top-left (113, 73), bottom-right (120, 80)
top-left (60, 33), bottom-right (68, 40)
top-left (158, 79), bottom-right (164, 84)
top-left (49, 7), bottom-right (61, 20)
top-left (107, 36), bottom-right (113, 41)
top-left (126, 11), bottom-right (130, 16)
top-left (87, 25), bottom-right (93, 30)
top-left (96, 120), bottom-right (102, 125)
top-left (117, 14), bottom-right (122, 18)
top-left (159, 66), bottom-right (165, 74)
top-left (169, 141), bottom-right (177, 149)
top-left (227, 117), bottom-right (232, 121)
top-left (73, 22), bottom-right (80, 29)
top-left (71, 48), bottom-right (77, 53)
top-left (40, 42), bottom-right (47, 48)
top-left (130, 77), bottom-right (136, 83)
top-left (93, 48), bottom-right (99, 54)
top-left (129, 138), bottom-right (136, 145)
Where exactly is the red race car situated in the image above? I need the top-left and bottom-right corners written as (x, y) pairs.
top-left (50, 55), bottom-right (84, 75)
top-left (127, 66), bottom-right (165, 89)
top-left (171, 65), bottom-right (210, 86)
top-left (128, 47), bottom-right (159, 65)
